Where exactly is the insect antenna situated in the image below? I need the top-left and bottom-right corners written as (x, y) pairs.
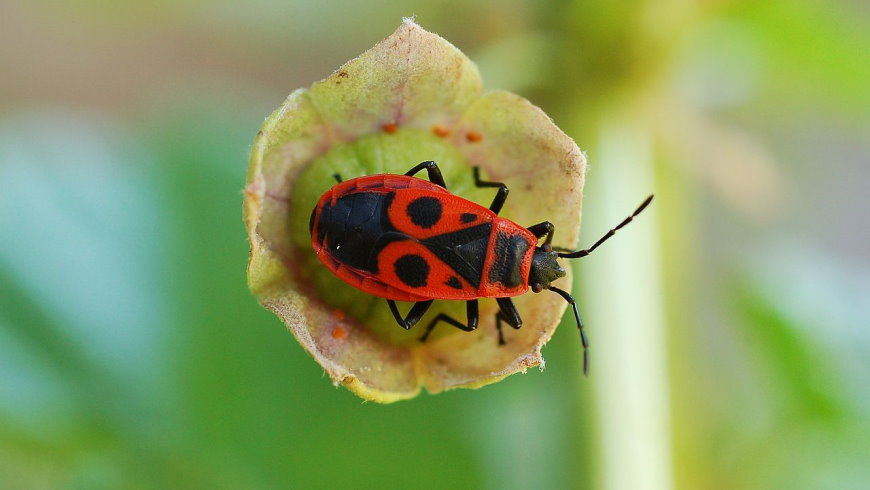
top-left (558, 195), bottom-right (654, 259)
top-left (549, 286), bottom-right (589, 375)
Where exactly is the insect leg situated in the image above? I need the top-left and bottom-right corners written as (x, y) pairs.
top-left (404, 161), bottom-right (447, 188)
top-left (494, 297), bottom-right (523, 345)
top-left (526, 221), bottom-right (555, 249)
top-left (548, 286), bottom-right (589, 376)
top-left (387, 299), bottom-right (434, 329)
top-left (473, 167), bottom-right (509, 215)
top-left (419, 300), bottom-right (479, 342)
top-left (333, 173), bottom-right (343, 183)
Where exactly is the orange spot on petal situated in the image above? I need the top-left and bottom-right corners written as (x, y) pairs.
top-left (432, 124), bottom-right (450, 137)
top-left (331, 326), bottom-right (348, 340)
top-left (383, 122), bottom-right (398, 133)
top-left (333, 309), bottom-right (346, 321)
top-left (466, 130), bottom-right (483, 143)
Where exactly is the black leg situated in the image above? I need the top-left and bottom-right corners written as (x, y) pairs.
top-left (387, 300), bottom-right (433, 329)
top-left (333, 173), bottom-right (343, 183)
top-left (404, 161), bottom-right (447, 188)
top-left (558, 195), bottom-right (654, 259)
top-left (494, 297), bottom-right (523, 345)
top-left (473, 167), bottom-right (509, 215)
top-left (526, 221), bottom-right (555, 249)
top-left (419, 300), bottom-right (479, 342)
top-left (549, 286), bottom-right (589, 376)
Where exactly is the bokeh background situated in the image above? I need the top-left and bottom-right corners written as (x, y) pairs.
top-left (1, 1), bottom-right (868, 489)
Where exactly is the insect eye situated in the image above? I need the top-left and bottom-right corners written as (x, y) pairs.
top-left (532, 283), bottom-right (543, 293)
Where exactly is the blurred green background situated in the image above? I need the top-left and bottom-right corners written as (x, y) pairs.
top-left (1, 1), bottom-right (868, 489)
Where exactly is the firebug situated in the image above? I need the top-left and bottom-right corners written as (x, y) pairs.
top-left (309, 161), bottom-right (652, 374)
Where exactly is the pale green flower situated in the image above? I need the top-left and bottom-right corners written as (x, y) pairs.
top-left (244, 20), bottom-right (585, 402)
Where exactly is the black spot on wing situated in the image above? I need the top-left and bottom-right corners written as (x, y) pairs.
top-left (445, 276), bottom-right (463, 289)
top-left (460, 213), bottom-right (477, 223)
top-left (407, 196), bottom-right (442, 229)
top-left (394, 254), bottom-right (429, 288)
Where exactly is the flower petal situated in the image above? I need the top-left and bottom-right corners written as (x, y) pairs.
top-left (308, 19), bottom-right (484, 138)
top-left (415, 90), bottom-right (586, 392)
top-left (245, 21), bottom-right (586, 402)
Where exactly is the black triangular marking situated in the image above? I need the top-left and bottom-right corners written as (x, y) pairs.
top-left (422, 223), bottom-right (492, 288)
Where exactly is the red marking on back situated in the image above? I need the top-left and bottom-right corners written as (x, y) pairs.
top-left (387, 188), bottom-right (493, 240)
top-left (479, 219), bottom-right (535, 297)
top-left (313, 240), bottom-right (430, 301)
top-left (376, 241), bottom-right (479, 300)
top-left (311, 173), bottom-right (536, 301)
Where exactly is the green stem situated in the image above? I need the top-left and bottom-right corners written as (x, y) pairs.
top-left (580, 109), bottom-right (672, 490)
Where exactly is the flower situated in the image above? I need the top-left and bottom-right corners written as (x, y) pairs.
top-left (244, 19), bottom-right (585, 403)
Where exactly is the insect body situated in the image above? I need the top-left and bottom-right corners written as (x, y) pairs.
top-left (310, 161), bottom-right (652, 374)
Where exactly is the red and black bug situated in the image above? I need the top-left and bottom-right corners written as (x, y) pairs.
top-left (309, 161), bottom-right (652, 374)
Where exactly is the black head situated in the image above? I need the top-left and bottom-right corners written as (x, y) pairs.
top-left (528, 248), bottom-right (566, 293)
